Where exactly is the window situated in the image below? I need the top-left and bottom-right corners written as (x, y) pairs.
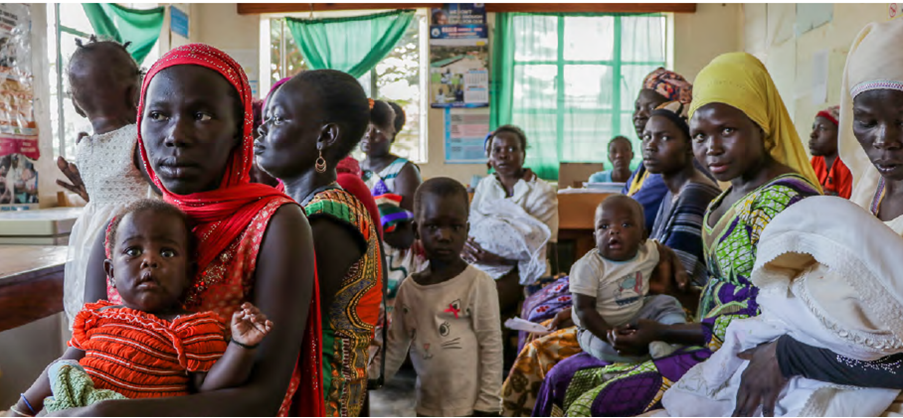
top-left (48, 4), bottom-right (160, 160)
top-left (508, 14), bottom-right (667, 169)
top-left (265, 10), bottom-right (429, 163)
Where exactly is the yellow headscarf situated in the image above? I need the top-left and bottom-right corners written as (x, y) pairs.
top-left (688, 52), bottom-right (821, 191)
top-left (838, 20), bottom-right (903, 233)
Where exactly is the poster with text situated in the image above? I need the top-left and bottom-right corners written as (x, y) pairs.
top-left (444, 108), bottom-right (490, 163)
top-left (0, 3), bottom-right (38, 210)
top-left (430, 4), bottom-right (489, 108)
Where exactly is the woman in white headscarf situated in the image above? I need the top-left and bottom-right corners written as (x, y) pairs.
top-left (661, 19), bottom-right (903, 417)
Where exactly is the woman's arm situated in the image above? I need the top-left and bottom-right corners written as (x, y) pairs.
top-left (71, 204), bottom-right (316, 416)
top-left (84, 222), bottom-right (111, 304)
top-left (309, 217), bottom-right (365, 309)
top-left (13, 348), bottom-right (86, 416)
top-left (610, 320), bottom-right (706, 355)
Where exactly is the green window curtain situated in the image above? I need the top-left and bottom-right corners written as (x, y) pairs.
top-left (490, 12), bottom-right (666, 181)
top-left (82, 3), bottom-right (165, 65)
top-left (286, 9), bottom-right (415, 79)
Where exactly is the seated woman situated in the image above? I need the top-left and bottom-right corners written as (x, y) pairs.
top-left (362, 100), bottom-right (425, 295)
top-left (256, 70), bottom-right (382, 417)
top-left (465, 125), bottom-right (558, 309)
top-left (587, 136), bottom-right (634, 184)
top-left (623, 68), bottom-right (694, 232)
top-left (808, 105), bottom-right (852, 198)
top-left (715, 20), bottom-right (903, 417)
top-left (80, 44), bottom-right (321, 416)
top-left (531, 52), bottom-right (821, 417)
top-left (500, 102), bottom-right (718, 417)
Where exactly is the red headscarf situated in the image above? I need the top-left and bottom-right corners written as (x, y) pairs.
top-left (136, 44), bottom-right (323, 417)
top-left (137, 44), bottom-right (292, 272)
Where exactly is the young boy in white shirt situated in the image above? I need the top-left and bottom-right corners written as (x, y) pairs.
top-left (571, 195), bottom-right (687, 363)
top-left (374, 177), bottom-right (503, 416)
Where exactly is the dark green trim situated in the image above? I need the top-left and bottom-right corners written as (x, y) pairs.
top-left (286, 9), bottom-right (415, 25)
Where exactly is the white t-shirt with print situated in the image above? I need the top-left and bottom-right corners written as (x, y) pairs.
top-left (570, 240), bottom-right (660, 328)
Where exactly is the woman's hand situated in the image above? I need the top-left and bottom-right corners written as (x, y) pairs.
top-left (462, 238), bottom-right (513, 266)
top-left (654, 242), bottom-right (690, 292)
top-left (608, 319), bottom-right (663, 356)
top-left (732, 340), bottom-right (787, 417)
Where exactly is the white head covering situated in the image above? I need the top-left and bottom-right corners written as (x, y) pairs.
top-left (839, 20), bottom-right (903, 232)
top-left (753, 196), bottom-right (903, 359)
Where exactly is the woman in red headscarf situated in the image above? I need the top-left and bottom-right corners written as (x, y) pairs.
top-left (82, 44), bottom-right (323, 416)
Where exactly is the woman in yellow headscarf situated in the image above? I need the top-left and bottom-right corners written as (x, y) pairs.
top-left (529, 52), bottom-right (821, 417)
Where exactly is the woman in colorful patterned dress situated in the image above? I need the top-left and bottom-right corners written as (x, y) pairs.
top-left (531, 52), bottom-right (821, 417)
top-left (723, 20), bottom-right (903, 417)
top-left (256, 70), bottom-right (383, 417)
top-left (81, 44), bottom-right (323, 416)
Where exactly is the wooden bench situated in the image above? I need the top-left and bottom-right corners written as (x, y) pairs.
top-left (0, 246), bottom-right (67, 332)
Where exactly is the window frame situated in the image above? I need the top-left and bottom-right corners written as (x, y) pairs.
top-left (509, 13), bottom-right (668, 164)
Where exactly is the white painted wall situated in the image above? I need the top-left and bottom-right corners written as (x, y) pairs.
top-left (742, 3), bottom-right (889, 151)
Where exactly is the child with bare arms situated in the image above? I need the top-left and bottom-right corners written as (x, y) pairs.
top-left (60, 37), bottom-right (156, 329)
top-left (8, 200), bottom-right (271, 417)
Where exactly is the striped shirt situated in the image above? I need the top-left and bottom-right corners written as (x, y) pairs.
top-left (69, 301), bottom-right (228, 398)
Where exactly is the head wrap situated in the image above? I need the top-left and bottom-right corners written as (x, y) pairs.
top-left (137, 44), bottom-right (294, 272)
top-left (264, 76), bottom-right (292, 110)
top-left (650, 101), bottom-right (691, 138)
top-left (816, 105), bottom-right (840, 126)
top-left (689, 52), bottom-right (820, 191)
top-left (839, 20), bottom-right (903, 230)
top-left (336, 156), bottom-right (362, 177)
top-left (643, 67), bottom-right (693, 104)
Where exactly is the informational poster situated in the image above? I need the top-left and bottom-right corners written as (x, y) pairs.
top-left (225, 49), bottom-right (259, 97)
top-left (795, 4), bottom-right (833, 37)
top-left (890, 3), bottom-right (901, 20)
top-left (430, 4), bottom-right (489, 108)
top-left (0, 4), bottom-right (38, 210)
top-left (444, 108), bottom-right (490, 163)
top-left (811, 49), bottom-right (829, 105)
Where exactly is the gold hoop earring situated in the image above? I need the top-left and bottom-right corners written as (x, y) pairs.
top-left (315, 150), bottom-right (327, 173)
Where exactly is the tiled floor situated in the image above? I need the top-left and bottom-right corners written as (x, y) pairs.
top-left (369, 366), bottom-right (418, 417)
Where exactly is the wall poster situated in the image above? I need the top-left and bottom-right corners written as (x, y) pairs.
top-left (429, 4), bottom-right (489, 108)
top-left (0, 3), bottom-right (38, 210)
top-left (444, 107), bottom-right (490, 163)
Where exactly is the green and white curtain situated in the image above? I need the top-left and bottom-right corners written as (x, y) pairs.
top-left (490, 13), bottom-right (667, 180)
top-left (286, 9), bottom-right (415, 79)
top-left (82, 3), bottom-right (165, 65)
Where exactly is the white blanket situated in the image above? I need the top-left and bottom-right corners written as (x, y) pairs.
top-left (469, 198), bottom-right (551, 286)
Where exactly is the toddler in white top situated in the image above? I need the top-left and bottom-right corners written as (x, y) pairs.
top-left (570, 195), bottom-right (686, 363)
top-left (373, 177), bottom-right (503, 417)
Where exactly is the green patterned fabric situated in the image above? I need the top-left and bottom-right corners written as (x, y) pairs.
top-left (698, 173), bottom-right (821, 350)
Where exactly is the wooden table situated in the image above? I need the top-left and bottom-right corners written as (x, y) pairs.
top-left (0, 246), bottom-right (68, 332)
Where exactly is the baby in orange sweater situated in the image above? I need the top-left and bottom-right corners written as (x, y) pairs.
top-left (9, 200), bottom-right (273, 417)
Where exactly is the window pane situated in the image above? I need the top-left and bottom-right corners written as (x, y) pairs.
top-left (513, 64), bottom-right (557, 110)
top-left (564, 65), bottom-right (612, 110)
top-left (563, 16), bottom-right (614, 61)
top-left (374, 15), bottom-right (425, 162)
top-left (561, 112), bottom-right (613, 162)
top-left (512, 15), bottom-right (558, 62)
top-left (621, 15), bottom-right (666, 62)
top-left (620, 64), bottom-right (664, 110)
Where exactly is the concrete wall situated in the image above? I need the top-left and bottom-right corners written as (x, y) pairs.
top-left (742, 3), bottom-right (889, 149)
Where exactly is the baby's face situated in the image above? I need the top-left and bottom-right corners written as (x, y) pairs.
top-left (106, 210), bottom-right (192, 314)
top-left (594, 200), bottom-right (645, 262)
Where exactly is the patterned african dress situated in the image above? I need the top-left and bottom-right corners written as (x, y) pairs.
top-left (531, 173), bottom-right (820, 417)
top-left (304, 188), bottom-right (383, 417)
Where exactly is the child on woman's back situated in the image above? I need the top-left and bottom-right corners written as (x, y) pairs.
top-left (9, 200), bottom-right (271, 417)
top-left (373, 177), bottom-right (503, 417)
top-left (62, 37), bottom-right (155, 329)
top-left (571, 195), bottom-right (686, 363)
